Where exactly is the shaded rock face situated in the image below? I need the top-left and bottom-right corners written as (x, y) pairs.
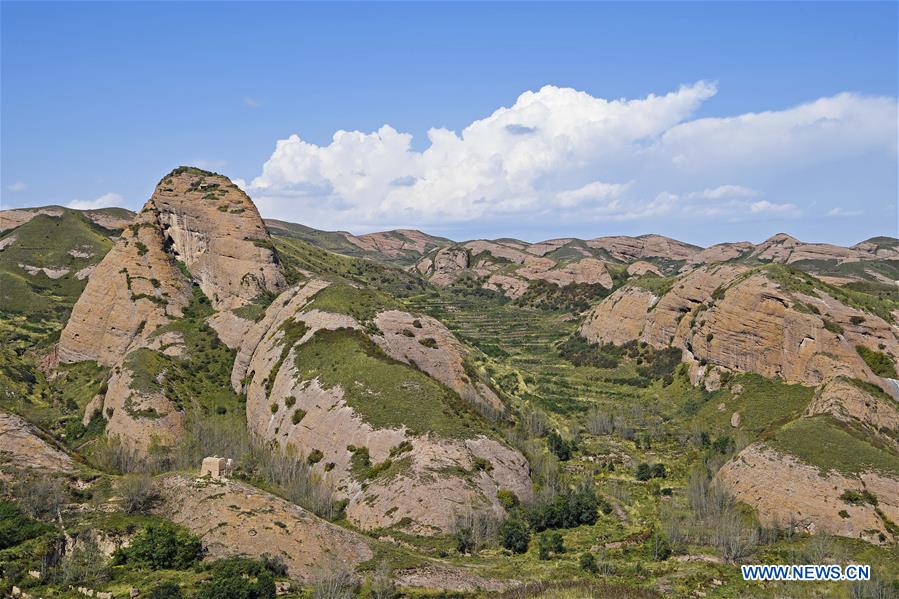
top-left (0, 410), bottom-right (75, 475)
top-left (750, 233), bottom-right (891, 265)
top-left (581, 265), bottom-right (899, 392)
top-left (419, 239), bottom-right (612, 298)
top-left (58, 211), bottom-right (192, 366)
top-left (716, 444), bottom-right (899, 544)
top-left (586, 234), bottom-right (701, 262)
top-left (148, 167), bottom-right (286, 310)
top-left (232, 281), bottom-right (533, 534)
top-left (156, 475), bottom-right (373, 582)
top-left (807, 378), bottom-right (899, 451)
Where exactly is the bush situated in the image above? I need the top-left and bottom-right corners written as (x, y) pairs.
top-left (118, 474), bottom-right (157, 514)
top-left (546, 430), bottom-right (576, 461)
top-left (114, 521), bottom-right (203, 570)
top-left (635, 462), bottom-right (667, 481)
top-left (579, 551), bottom-right (598, 573)
top-left (499, 517), bottom-right (530, 554)
top-left (525, 481), bottom-right (599, 532)
top-left (537, 530), bottom-right (564, 560)
top-left (53, 535), bottom-right (111, 585)
top-left (856, 346), bottom-right (897, 378)
top-left (149, 583), bottom-right (184, 599)
top-left (196, 557), bottom-right (276, 599)
top-left (14, 477), bottom-right (67, 519)
top-left (307, 449), bottom-right (324, 465)
top-left (497, 489), bottom-right (519, 510)
top-left (0, 500), bottom-right (50, 549)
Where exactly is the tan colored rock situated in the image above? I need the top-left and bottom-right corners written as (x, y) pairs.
top-left (807, 378), bottom-right (899, 450)
top-left (582, 264), bottom-right (899, 392)
top-left (58, 211), bottom-right (192, 366)
top-left (0, 207), bottom-right (64, 232)
top-left (627, 261), bottom-right (662, 277)
top-left (586, 234), bottom-right (700, 262)
top-left (730, 412), bottom-right (741, 428)
top-left (682, 242), bottom-right (754, 270)
top-left (99, 361), bottom-right (184, 451)
top-left (234, 283), bottom-right (533, 534)
top-left (0, 410), bottom-right (75, 474)
top-left (148, 167), bottom-right (285, 310)
top-left (751, 233), bottom-right (866, 264)
top-left (0, 235), bottom-right (17, 251)
top-left (373, 310), bottom-right (503, 414)
top-left (156, 475), bottom-right (373, 582)
top-left (717, 443), bottom-right (899, 543)
top-left (344, 229), bottom-right (448, 259)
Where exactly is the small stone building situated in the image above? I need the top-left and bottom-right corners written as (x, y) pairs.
top-left (200, 456), bottom-right (233, 479)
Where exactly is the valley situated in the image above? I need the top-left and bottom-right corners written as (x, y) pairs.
top-left (1, 167), bottom-right (897, 598)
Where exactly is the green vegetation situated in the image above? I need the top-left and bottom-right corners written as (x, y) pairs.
top-left (514, 280), bottom-right (612, 313)
top-left (0, 501), bottom-right (51, 550)
top-left (768, 416), bottom-right (899, 477)
top-left (856, 345), bottom-right (898, 378)
top-left (113, 521), bottom-right (204, 570)
top-left (292, 328), bottom-right (490, 437)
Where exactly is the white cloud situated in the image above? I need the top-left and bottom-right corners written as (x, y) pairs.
top-left (246, 83), bottom-right (896, 233)
top-left (243, 97), bottom-right (261, 108)
top-left (827, 207), bottom-right (863, 217)
top-left (6, 181), bottom-right (27, 192)
top-left (67, 192), bottom-right (124, 210)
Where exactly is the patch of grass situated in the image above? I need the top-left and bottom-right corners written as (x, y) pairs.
top-left (768, 416), bottom-right (899, 477)
top-left (306, 283), bottom-right (399, 323)
top-left (856, 345), bottom-right (898, 378)
top-left (630, 274), bottom-right (676, 297)
top-left (292, 328), bottom-right (491, 437)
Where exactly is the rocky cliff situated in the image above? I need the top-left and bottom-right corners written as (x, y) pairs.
top-left (581, 264), bottom-right (899, 393)
top-left (229, 279), bottom-right (533, 533)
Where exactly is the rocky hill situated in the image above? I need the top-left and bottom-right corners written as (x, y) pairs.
top-left (2, 170), bottom-right (898, 596)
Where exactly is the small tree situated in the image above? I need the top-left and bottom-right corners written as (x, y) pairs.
top-left (118, 474), bottom-right (157, 514)
top-left (537, 531), bottom-right (564, 560)
top-left (499, 517), bottom-right (530, 554)
top-left (579, 551), bottom-right (598, 573)
top-left (114, 521), bottom-right (203, 570)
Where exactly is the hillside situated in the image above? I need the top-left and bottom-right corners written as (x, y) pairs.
top-left (1, 169), bottom-right (898, 598)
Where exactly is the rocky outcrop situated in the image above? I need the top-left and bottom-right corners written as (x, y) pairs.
top-left (751, 233), bottom-right (899, 265)
top-left (627, 261), bottom-right (662, 278)
top-left (586, 234), bottom-right (701, 262)
top-left (0, 206), bottom-right (134, 233)
top-left (149, 167), bottom-right (286, 310)
top-left (806, 378), bottom-right (899, 450)
top-left (682, 242), bottom-right (754, 270)
top-left (344, 229), bottom-right (449, 260)
top-left (717, 444), bottom-right (899, 544)
top-left (232, 281), bottom-right (532, 534)
top-left (419, 239), bottom-right (612, 298)
top-left (581, 265), bottom-right (899, 392)
top-left (58, 212), bottom-right (192, 365)
top-left (156, 475), bottom-right (372, 581)
top-left (0, 410), bottom-right (75, 474)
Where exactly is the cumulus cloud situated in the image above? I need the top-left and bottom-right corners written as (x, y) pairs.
top-left (6, 181), bottom-right (27, 192)
top-left (67, 192), bottom-right (124, 210)
top-left (246, 82), bottom-right (896, 233)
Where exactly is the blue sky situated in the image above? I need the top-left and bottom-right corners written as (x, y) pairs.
top-left (2, 1), bottom-right (896, 245)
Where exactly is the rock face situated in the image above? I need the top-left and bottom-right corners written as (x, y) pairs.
top-left (57, 211), bottom-right (192, 365)
top-left (344, 229), bottom-right (449, 260)
top-left (750, 233), bottom-right (894, 265)
top-left (585, 234), bottom-right (701, 262)
top-left (0, 410), bottom-right (75, 474)
top-left (156, 475), bottom-right (373, 581)
top-left (418, 239), bottom-right (613, 298)
top-left (149, 167), bottom-right (286, 310)
top-left (231, 280), bottom-right (533, 534)
top-left (57, 167), bottom-right (286, 450)
top-left (581, 265), bottom-right (899, 392)
top-left (806, 378), bottom-right (899, 451)
top-left (717, 444), bottom-right (899, 544)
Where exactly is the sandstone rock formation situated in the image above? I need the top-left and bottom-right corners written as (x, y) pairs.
top-left (149, 167), bottom-right (286, 310)
top-left (156, 475), bottom-right (373, 581)
top-left (585, 234), bottom-right (701, 262)
top-left (0, 410), bottom-right (75, 474)
top-left (581, 264), bottom-right (899, 392)
top-left (806, 378), bottom-right (899, 451)
top-left (231, 280), bottom-right (533, 534)
top-left (717, 444), bottom-right (899, 544)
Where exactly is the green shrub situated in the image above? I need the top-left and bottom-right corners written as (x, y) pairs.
top-left (148, 583), bottom-right (184, 599)
top-left (118, 474), bottom-right (157, 514)
top-left (499, 517), bottom-right (530, 554)
top-left (113, 521), bottom-right (203, 570)
top-left (196, 557), bottom-right (275, 599)
top-left (579, 551), bottom-right (598, 573)
top-left (546, 430), bottom-right (576, 461)
top-left (0, 500), bottom-right (51, 549)
top-left (823, 319), bottom-right (844, 335)
top-left (307, 449), bottom-right (324, 465)
top-left (635, 462), bottom-right (667, 481)
top-left (292, 408), bottom-right (306, 424)
top-left (497, 489), bottom-right (519, 510)
top-left (284, 396), bottom-right (296, 408)
top-left (472, 456), bottom-right (493, 472)
top-left (537, 530), bottom-right (565, 560)
top-left (856, 346), bottom-right (897, 378)
top-left (525, 482), bottom-right (599, 532)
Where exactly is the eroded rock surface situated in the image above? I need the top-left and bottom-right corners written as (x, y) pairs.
top-left (0, 410), bottom-right (75, 474)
